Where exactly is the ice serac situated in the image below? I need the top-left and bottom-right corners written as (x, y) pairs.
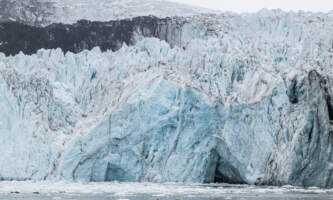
top-left (264, 71), bottom-right (333, 187)
top-left (0, 9), bottom-right (333, 188)
top-left (0, 70), bottom-right (58, 180)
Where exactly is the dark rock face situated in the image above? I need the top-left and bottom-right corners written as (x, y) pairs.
top-left (0, 16), bottom-right (192, 56)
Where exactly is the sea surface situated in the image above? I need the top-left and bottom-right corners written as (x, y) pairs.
top-left (0, 181), bottom-right (332, 200)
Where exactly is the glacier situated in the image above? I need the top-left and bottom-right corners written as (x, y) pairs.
top-left (0, 5), bottom-right (333, 188)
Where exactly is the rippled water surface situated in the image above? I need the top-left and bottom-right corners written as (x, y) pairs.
top-left (0, 182), bottom-right (332, 200)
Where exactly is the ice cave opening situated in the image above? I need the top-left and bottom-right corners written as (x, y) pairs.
top-left (205, 153), bottom-right (246, 184)
top-left (104, 163), bottom-right (130, 182)
top-left (213, 162), bottom-right (246, 184)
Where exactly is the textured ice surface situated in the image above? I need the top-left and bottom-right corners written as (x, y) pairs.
top-left (0, 0), bottom-right (217, 26)
top-left (0, 8), bottom-right (333, 187)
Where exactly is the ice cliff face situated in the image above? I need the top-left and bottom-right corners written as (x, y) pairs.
top-left (0, 0), bottom-right (333, 188)
top-left (0, 39), bottom-right (277, 184)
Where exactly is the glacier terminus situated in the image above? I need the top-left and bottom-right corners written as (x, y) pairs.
top-left (0, 0), bottom-right (332, 190)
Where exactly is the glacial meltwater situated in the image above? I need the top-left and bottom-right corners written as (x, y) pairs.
top-left (0, 182), bottom-right (332, 200)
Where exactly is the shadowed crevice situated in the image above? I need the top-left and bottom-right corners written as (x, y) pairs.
top-left (326, 94), bottom-right (333, 121)
top-left (104, 163), bottom-right (129, 182)
top-left (214, 160), bottom-right (246, 184)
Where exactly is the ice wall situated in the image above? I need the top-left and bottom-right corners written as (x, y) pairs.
top-left (0, 8), bottom-right (333, 187)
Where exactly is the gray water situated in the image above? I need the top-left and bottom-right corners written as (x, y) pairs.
top-left (2, 193), bottom-right (333, 200)
top-left (0, 182), bottom-right (332, 200)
